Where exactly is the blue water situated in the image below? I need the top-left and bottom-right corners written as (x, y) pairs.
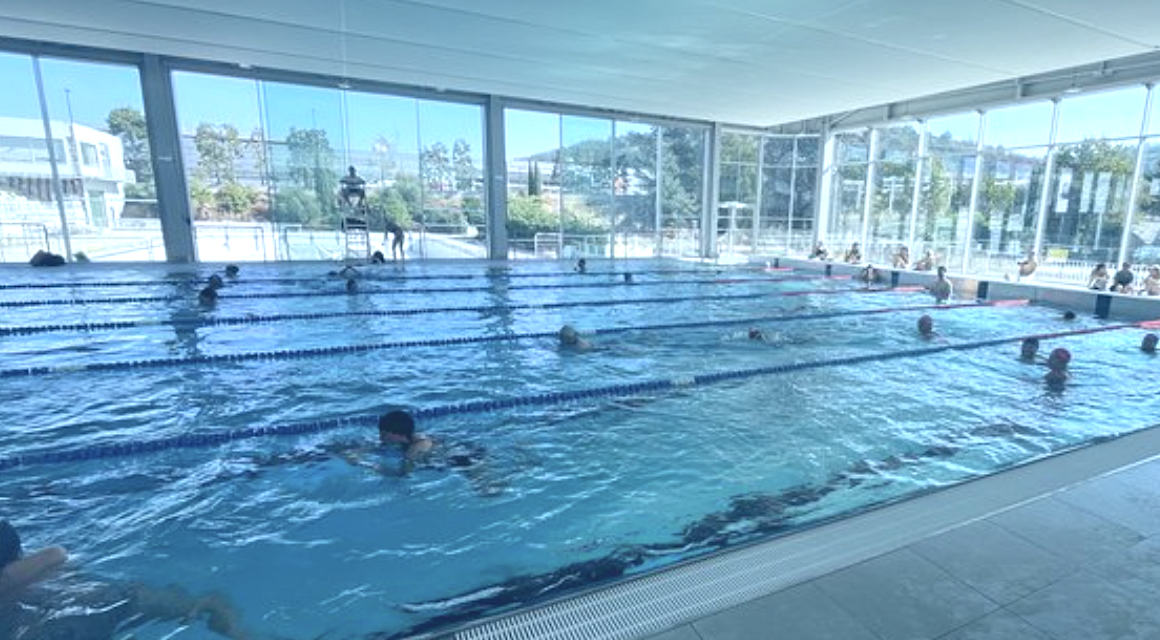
top-left (1, 260), bottom-right (1158, 639)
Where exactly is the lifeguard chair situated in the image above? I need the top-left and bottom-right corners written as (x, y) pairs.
top-left (339, 166), bottom-right (371, 261)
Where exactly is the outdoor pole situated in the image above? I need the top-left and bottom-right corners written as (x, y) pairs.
top-left (64, 89), bottom-right (92, 227)
top-left (32, 56), bottom-right (73, 261)
top-left (1119, 84), bottom-right (1153, 266)
top-left (1031, 99), bottom-right (1060, 261)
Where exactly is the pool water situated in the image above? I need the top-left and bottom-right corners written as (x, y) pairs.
top-left (1, 259), bottom-right (1158, 639)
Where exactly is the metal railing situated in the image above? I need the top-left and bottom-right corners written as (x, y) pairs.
top-left (0, 222), bottom-right (51, 263)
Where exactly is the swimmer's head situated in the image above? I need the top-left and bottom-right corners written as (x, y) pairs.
top-left (224, 264), bottom-right (239, 278)
top-left (1020, 337), bottom-right (1040, 361)
top-left (937, 266), bottom-right (947, 278)
top-left (748, 328), bottom-right (764, 341)
top-left (1062, 311), bottom-right (1077, 321)
top-left (208, 274), bottom-right (224, 290)
top-left (346, 278), bottom-right (358, 294)
top-left (378, 410), bottom-right (416, 445)
top-left (1142, 333), bottom-right (1158, 353)
top-left (1047, 347), bottom-right (1071, 371)
top-left (917, 314), bottom-right (934, 336)
top-left (0, 520), bottom-right (21, 570)
top-left (559, 324), bottom-right (581, 346)
top-left (371, 251), bottom-right (386, 264)
top-left (624, 273), bottom-right (633, 283)
top-left (198, 286), bottom-right (218, 307)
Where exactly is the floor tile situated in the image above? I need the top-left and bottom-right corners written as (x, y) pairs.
top-left (692, 583), bottom-right (878, 640)
top-left (1085, 535), bottom-right (1160, 597)
top-left (911, 519), bottom-right (1076, 604)
top-left (1054, 473), bottom-right (1160, 537)
top-left (1007, 568), bottom-right (1160, 640)
top-left (988, 495), bottom-right (1142, 565)
top-left (814, 548), bottom-right (997, 640)
top-left (938, 608), bottom-right (1053, 640)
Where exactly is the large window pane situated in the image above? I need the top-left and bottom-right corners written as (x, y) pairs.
top-left (828, 163), bottom-right (867, 252)
top-left (866, 162), bottom-right (914, 263)
top-left (1131, 139), bottom-right (1160, 269)
top-left (0, 52), bottom-right (54, 262)
top-left (984, 102), bottom-right (1055, 149)
top-left (926, 112), bottom-right (979, 153)
top-left (1056, 86), bottom-right (1147, 143)
top-left (969, 148), bottom-right (1047, 277)
top-left (659, 125), bottom-right (705, 258)
top-left (561, 115), bottom-right (612, 258)
top-left (1040, 141), bottom-right (1136, 270)
top-left (718, 130), bottom-right (759, 255)
top-left (504, 109), bottom-right (560, 259)
top-left (416, 100), bottom-right (485, 259)
top-left (915, 155), bottom-right (974, 272)
top-left (263, 82), bottom-right (346, 260)
top-left (173, 72), bottom-right (273, 261)
top-left (613, 121), bottom-right (656, 258)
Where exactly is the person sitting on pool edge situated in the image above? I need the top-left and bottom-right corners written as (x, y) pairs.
top-left (0, 520), bottom-right (67, 598)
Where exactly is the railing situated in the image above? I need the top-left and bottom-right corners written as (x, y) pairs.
top-left (0, 222), bottom-right (51, 263)
top-left (193, 222), bottom-right (269, 262)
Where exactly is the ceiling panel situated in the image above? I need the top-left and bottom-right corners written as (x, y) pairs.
top-left (1, 0), bottom-right (1157, 127)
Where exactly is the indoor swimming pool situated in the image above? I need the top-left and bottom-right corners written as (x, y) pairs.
top-left (2, 259), bottom-right (1159, 640)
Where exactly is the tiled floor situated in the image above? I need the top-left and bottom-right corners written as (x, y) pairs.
top-left (644, 457), bottom-right (1160, 640)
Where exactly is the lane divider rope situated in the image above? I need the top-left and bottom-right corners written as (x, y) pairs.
top-left (0, 274), bottom-right (820, 308)
top-left (2, 319), bottom-right (1148, 470)
top-left (0, 301), bottom-right (988, 378)
top-left (0, 265), bottom-right (791, 290)
top-left (0, 282), bottom-right (885, 337)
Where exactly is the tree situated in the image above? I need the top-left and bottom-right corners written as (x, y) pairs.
top-left (421, 142), bottom-right (452, 193)
top-left (452, 139), bottom-right (478, 192)
top-left (243, 127), bottom-right (270, 187)
top-left (285, 127), bottom-right (338, 224)
top-left (194, 123), bottom-right (242, 186)
top-left (106, 107), bottom-right (153, 189)
top-left (527, 161), bottom-right (541, 196)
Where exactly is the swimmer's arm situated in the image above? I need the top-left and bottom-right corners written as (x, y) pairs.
top-left (0, 546), bottom-right (67, 596)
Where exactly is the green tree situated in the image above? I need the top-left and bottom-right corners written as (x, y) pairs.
top-left (421, 142), bottom-right (452, 193)
top-left (506, 194), bottom-right (558, 238)
top-left (285, 127), bottom-right (338, 224)
top-left (194, 123), bottom-right (243, 186)
top-left (452, 139), bottom-right (478, 192)
top-left (216, 182), bottom-right (258, 218)
top-left (272, 187), bottom-right (322, 225)
top-left (527, 161), bottom-right (541, 196)
top-left (106, 107), bottom-right (153, 195)
top-left (243, 127), bottom-right (270, 187)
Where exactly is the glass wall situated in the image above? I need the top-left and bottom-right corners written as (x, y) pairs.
top-left (0, 52), bottom-right (161, 262)
top-left (172, 70), bottom-right (485, 262)
top-left (866, 124), bottom-right (919, 264)
top-left (915, 113), bottom-right (978, 272)
top-left (827, 131), bottom-right (870, 257)
top-left (504, 108), bottom-right (706, 260)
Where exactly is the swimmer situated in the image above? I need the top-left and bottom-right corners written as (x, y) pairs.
top-left (748, 327), bottom-right (766, 341)
top-left (559, 324), bottom-right (593, 351)
top-left (927, 266), bottom-right (952, 303)
top-left (858, 264), bottom-right (879, 288)
top-left (809, 241), bottom-right (829, 260)
top-left (1019, 337), bottom-right (1040, 362)
top-left (575, 258), bottom-right (587, 274)
top-left (378, 410), bottom-right (435, 466)
top-left (844, 242), bottom-right (862, 264)
top-left (1062, 310), bottom-right (1077, 321)
top-left (207, 274), bottom-right (224, 290)
top-left (197, 286), bottom-right (218, 307)
top-left (224, 264), bottom-right (240, 279)
top-left (1045, 347), bottom-right (1071, 388)
top-left (346, 278), bottom-right (358, 294)
top-left (624, 273), bottom-right (634, 283)
top-left (371, 250), bottom-right (386, 265)
top-left (917, 314), bottom-right (935, 338)
top-left (0, 520), bottom-right (67, 597)
top-left (1142, 333), bottom-right (1158, 354)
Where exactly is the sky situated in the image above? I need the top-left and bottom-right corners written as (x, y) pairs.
top-left (3, 50), bottom-right (1160, 164)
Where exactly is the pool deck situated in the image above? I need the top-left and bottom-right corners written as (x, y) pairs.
top-left (644, 432), bottom-right (1160, 640)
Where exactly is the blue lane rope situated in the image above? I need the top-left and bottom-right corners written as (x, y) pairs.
top-left (0, 301), bottom-right (987, 378)
top-left (0, 283), bottom-right (884, 336)
top-left (0, 265), bottom-right (789, 291)
top-left (0, 321), bottom-right (1141, 471)
top-left (0, 274), bottom-right (820, 308)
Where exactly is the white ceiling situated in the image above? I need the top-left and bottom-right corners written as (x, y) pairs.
top-left (2, 0), bottom-right (1159, 127)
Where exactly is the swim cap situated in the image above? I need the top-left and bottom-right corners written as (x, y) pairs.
top-left (0, 520), bottom-right (22, 569)
top-left (1049, 347), bottom-right (1071, 365)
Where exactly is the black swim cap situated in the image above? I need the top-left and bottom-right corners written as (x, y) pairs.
top-left (378, 410), bottom-right (416, 439)
top-left (0, 520), bottom-right (22, 569)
